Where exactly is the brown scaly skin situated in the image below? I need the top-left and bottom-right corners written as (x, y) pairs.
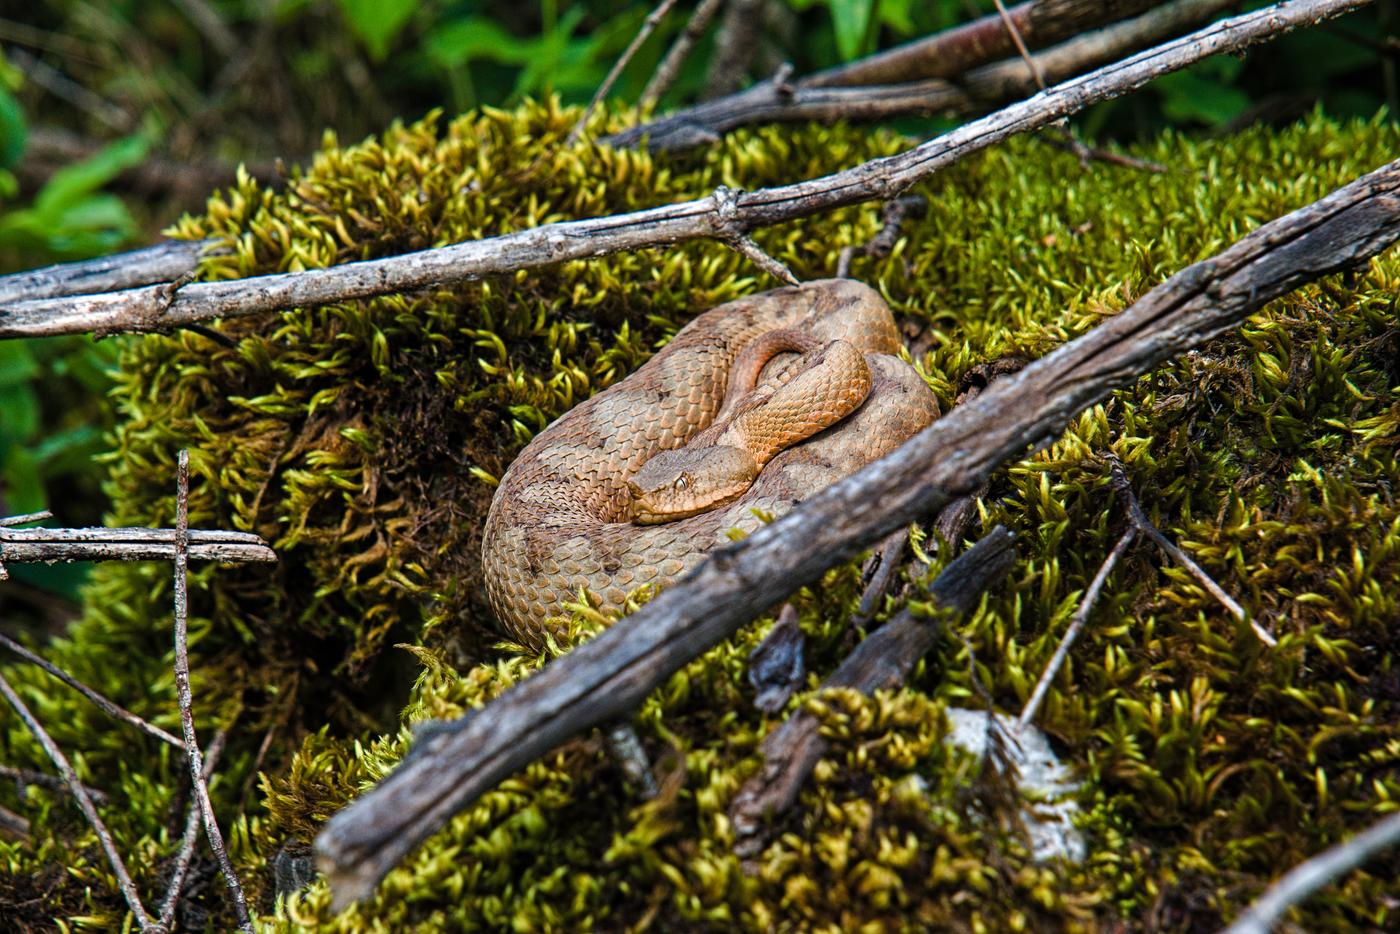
top-left (481, 279), bottom-right (938, 647)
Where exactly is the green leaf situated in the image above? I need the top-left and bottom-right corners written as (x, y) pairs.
top-left (1156, 71), bottom-right (1250, 126)
top-left (336, 0), bottom-right (419, 61)
top-left (0, 341), bottom-right (38, 388)
top-left (0, 81), bottom-right (26, 170)
top-left (0, 384), bottom-right (40, 443)
top-left (35, 134), bottom-right (149, 216)
top-left (827, 0), bottom-right (875, 61)
top-left (424, 17), bottom-right (536, 70)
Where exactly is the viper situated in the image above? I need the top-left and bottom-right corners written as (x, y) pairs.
top-left (481, 279), bottom-right (938, 646)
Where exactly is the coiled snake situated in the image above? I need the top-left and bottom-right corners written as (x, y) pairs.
top-left (481, 279), bottom-right (938, 645)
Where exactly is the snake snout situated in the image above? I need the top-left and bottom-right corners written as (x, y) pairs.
top-left (628, 445), bottom-right (758, 524)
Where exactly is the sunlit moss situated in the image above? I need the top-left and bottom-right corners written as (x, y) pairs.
top-left (2, 100), bottom-right (1399, 930)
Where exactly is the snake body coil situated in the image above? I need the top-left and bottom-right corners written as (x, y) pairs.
top-left (481, 279), bottom-right (938, 645)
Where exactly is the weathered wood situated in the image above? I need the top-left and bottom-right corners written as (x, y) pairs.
top-left (0, 239), bottom-right (212, 304)
top-left (809, 0), bottom-right (1163, 89)
top-left (607, 0), bottom-right (1232, 152)
top-left (730, 526), bottom-right (1017, 856)
top-left (0, 0), bottom-right (1367, 340)
top-left (315, 149), bottom-right (1400, 909)
top-left (0, 527), bottom-right (276, 564)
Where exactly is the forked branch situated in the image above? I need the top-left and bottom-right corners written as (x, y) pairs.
top-left (315, 148), bottom-right (1400, 909)
top-left (0, 0), bottom-right (1370, 339)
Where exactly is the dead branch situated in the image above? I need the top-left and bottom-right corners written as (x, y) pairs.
top-left (157, 729), bottom-right (228, 932)
top-left (1017, 526), bottom-right (1136, 730)
top-left (0, 632), bottom-right (185, 749)
top-left (1223, 810), bottom-right (1400, 934)
top-left (810, 0), bottom-right (1163, 88)
top-left (0, 670), bottom-right (156, 931)
top-left (171, 451), bottom-right (251, 931)
top-left (0, 0), bottom-right (1364, 341)
top-left (315, 145), bottom-right (1400, 909)
top-left (0, 763), bottom-right (110, 804)
top-left (1109, 460), bottom-right (1275, 644)
top-left (0, 511), bottom-right (51, 528)
top-left (0, 526), bottom-right (277, 565)
top-left (607, 0), bottom-right (1237, 151)
top-left (0, 239), bottom-right (213, 304)
top-left (731, 526), bottom-right (1016, 856)
top-left (747, 603), bottom-right (805, 714)
top-left (835, 193), bottom-right (926, 279)
top-left (640, 0), bottom-right (727, 108)
top-left (567, 0), bottom-right (679, 145)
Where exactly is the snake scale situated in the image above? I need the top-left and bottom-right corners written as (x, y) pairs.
top-left (481, 279), bottom-right (939, 645)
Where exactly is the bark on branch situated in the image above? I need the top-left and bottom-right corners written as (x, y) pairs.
top-left (0, 0), bottom-right (1369, 340)
top-left (0, 527), bottom-right (277, 567)
top-left (730, 526), bottom-right (1018, 856)
top-left (314, 150), bottom-right (1400, 909)
top-left (605, 0), bottom-right (1235, 152)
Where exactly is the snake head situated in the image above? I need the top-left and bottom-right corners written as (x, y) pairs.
top-left (627, 445), bottom-right (759, 524)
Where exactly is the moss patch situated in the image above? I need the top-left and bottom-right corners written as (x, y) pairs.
top-left (2, 101), bottom-right (1399, 930)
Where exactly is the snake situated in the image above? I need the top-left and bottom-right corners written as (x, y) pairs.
top-left (481, 279), bottom-right (939, 646)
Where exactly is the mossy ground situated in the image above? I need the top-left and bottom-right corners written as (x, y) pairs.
top-left (2, 101), bottom-right (1398, 931)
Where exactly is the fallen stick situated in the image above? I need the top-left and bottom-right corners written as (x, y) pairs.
top-left (0, 239), bottom-right (214, 304)
top-left (0, 0), bottom-right (1368, 340)
top-left (730, 526), bottom-right (1017, 856)
top-left (1222, 810), bottom-right (1400, 934)
top-left (0, 527), bottom-right (277, 565)
top-left (0, 671), bottom-right (157, 931)
top-left (170, 451), bottom-right (252, 931)
top-left (0, 632), bottom-right (185, 750)
top-left (605, 0), bottom-right (1238, 151)
top-left (808, 0), bottom-right (1162, 89)
top-left (315, 145), bottom-right (1400, 909)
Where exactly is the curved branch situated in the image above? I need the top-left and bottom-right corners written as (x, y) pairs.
top-left (314, 151), bottom-right (1400, 909)
top-left (0, 0), bottom-right (1369, 340)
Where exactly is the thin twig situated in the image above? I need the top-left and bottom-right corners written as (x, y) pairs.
top-left (730, 527), bottom-right (1017, 856)
top-left (609, 0), bottom-right (1238, 152)
top-left (157, 729), bottom-right (230, 932)
top-left (172, 451), bottom-right (252, 931)
top-left (0, 632), bottom-right (184, 749)
top-left (0, 526), bottom-right (277, 565)
top-left (0, 763), bottom-right (109, 803)
top-left (567, 0), bottom-right (679, 145)
top-left (1, 0), bottom-right (1366, 339)
top-left (6, 47), bottom-right (130, 131)
top-left (0, 803), bottom-right (28, 838)
top-left (992, 0), bottom-right (1049, 89)
top-left (836, 194), bottom-right (927, 279)
top-left (315, 151), bottom-right (1400, 906)
top-left (1017, 526), bottom-right (1137, 731)
top-left (640, 0), bottom-right (727, 108)
top-left (1038, 133), bottom-right (1169, 172)
top-left (726, 233), bottom-right (800, 285)
top-left (0, 511), bottom-right (52, 528)
top-left (851, 528), bottom-right (909, 626)
top-left (0, 240), bottom-right (213, 305)
top-left (1109, 461), bottom-right (1276, 645)
top-left (1222, 810), bottom-right (1400, 934)
top-left (0, 670), bottom-right (155, 930)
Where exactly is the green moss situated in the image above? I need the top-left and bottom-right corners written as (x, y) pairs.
top-left (3, 101), bottom-right (1400, 930)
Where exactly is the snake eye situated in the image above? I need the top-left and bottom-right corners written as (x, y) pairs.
top-left (675, 474), bottom-right (689, 491)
